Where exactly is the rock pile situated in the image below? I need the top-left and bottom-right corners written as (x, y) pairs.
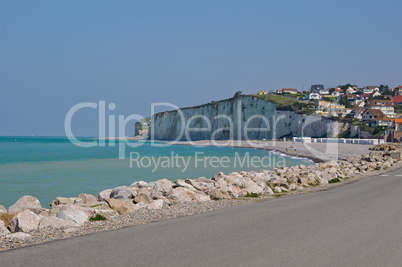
top-left (0, 150), bottom-right (400, 243)
top-left (370, 143), bottom-right (401, 151)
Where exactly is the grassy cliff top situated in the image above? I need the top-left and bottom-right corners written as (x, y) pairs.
top-left (251, 94), bottom-right (316, 115)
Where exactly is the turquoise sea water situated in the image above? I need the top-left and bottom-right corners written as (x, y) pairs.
top-left (0, 137), bottom-right (312, 208)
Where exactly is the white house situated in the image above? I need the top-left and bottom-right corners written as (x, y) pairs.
top-left (362, 109), bottom-right (391, 127)
top-left (305, 93), bottom-right (321, 100)
top-left (346, 87), bottom-right (356, 94)
top-left (363, 86), bottom-right (379, 94)
top-left (332, 87), bottom-right (344, 96)
top-left (371, 91), bottom-right (381, 98)
top-left (319, 89), bottom-right (330, 95)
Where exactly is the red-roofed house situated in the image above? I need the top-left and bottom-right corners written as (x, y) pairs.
top-left (391, 119), bottom-right (402, 131)
top-left (361, 93), bottom-right (371, 100)
top-left (362, 109), bottom-right (391, 127)
top-left (392, 95), bottom-right (402, 105)
top-left (282, 88), bottom-right (298, 94)
top-left (331, 87), bottom-right (344, 96)
top-left (365, 100), bottom-right (395, 118)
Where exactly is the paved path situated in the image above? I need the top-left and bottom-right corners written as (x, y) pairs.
top-left (2, 169), bottom-right (402, 266)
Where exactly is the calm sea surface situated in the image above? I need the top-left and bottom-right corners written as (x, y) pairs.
top-left (0, 137), bottom-right (312, 208)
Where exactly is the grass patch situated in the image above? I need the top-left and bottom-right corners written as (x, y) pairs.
top-left (252, 94), bottom-right (315, 115)
top-left (329, 178), bottom-right (341, 184)
top-left (375, 167), bottom-right (381, 171)
top-left (89, 214), bottom-right (107, 221)
top-left (90, 204), bottom-right (102, 208)
top-left (244, 192), bottom-right (260, 198)
top-left (274, 193), bottom-right (286, 198)
top-left (308, 183), bottom-right (319, 187)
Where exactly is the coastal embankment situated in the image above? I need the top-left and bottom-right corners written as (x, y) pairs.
top-left (0, 143), bottom-right (400, 251)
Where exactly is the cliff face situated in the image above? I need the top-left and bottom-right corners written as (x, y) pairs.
top-left (151, 96), bottom-right (349, 140)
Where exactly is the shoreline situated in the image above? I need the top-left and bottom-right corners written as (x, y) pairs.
top-left (1, 143), bottom-right (399, 251)
top-left (166, 140), bottom-right (374, 163)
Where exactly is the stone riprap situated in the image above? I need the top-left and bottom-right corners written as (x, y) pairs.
top-left (1, 150), bottom-right (400, 251)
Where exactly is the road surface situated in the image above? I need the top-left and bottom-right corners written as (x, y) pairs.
top-left (2, 169), bottom-right (402, 266)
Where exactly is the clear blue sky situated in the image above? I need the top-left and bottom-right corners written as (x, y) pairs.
top-left (1, 0), bottom-right (401, 136)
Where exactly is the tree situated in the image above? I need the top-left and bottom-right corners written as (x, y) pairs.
top-left (383, 87), bottom-right (394, 96)
top-left (379, 85), bottom-right (389, 93)
top-left (234, 91), bottom-right (243, 98)
top-left (338, 95), bottom-right (353, 108)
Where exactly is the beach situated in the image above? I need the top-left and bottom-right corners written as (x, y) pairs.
top-left (170, 140), bottom-right (374, 162)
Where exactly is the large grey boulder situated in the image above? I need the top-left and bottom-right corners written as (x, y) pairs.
top-left (0, 205), bottom-right (7, 213)
top-left (149, 189), bottom-right (164, 200)
top-left (0, 220), bottom-right (10, 236)
top-left (243, 182), bottom-right (264, 195)
top-left (208, 188), bottom-right (231, 200)
top-left (133, 202), bottom-right (147, 210)
top-left (97, 189), bottom-right (113, 202)
top-left (147, 199), bottom-right (164, 210)
top-left (166, 188), bottom-right (192, 203)
top-left (110, 186), bottom-right (134, 202)
top-left (153, 183), bottom-right (173, 196)
top-left (130, 181), bottom-right (148, 188)
top-left (77, 193), bottom-right (97, 205)
top-left (173, 179), bottom-right (196, 191)
top-left (185, 179), bottom-right (211, 192)
top-left (134, 193), bottom-right (152, 205)
top-left (50, 197), bottom-right (78, 208)
top-left (8, 195), bottom-right (43, 214)
top-left (8, 210), bottom-right (40, 233)
top-left (57, 210), bottom-right (88, 226)
top-left (55, 204), bottom-right (94, 225)
top-left (39, 216), bottom-right (78, 229)
top-left (55, 204), bottom-right (94, 218)
top-left (263, 186), bottom-right (274, 195)
top-left (105, 198), bottom-right (134, 215)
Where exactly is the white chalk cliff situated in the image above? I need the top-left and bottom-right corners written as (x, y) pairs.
top-left (150, 96), bottom-right (349, 140)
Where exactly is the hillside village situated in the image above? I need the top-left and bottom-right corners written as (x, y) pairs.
top-left (135, 84), bottom-right (402, 142)
top-left (257, 84), bottom-right (402, 141)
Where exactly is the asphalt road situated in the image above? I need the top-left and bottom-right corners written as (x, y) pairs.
top-left (2, 169), bottom-right (402, 266)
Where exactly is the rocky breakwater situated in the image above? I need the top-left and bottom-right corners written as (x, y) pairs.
top-left (1, 149), bottom-right (400, 250)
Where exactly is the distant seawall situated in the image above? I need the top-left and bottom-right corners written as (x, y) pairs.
top-left (150, 96), bottom-right (348, 140)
